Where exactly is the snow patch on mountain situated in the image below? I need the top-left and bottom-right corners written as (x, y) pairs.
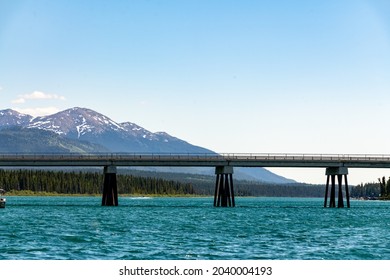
top-left (121, 122), bottom-right (159, 141)
top-left (75, 116), bottom-right (94, 138)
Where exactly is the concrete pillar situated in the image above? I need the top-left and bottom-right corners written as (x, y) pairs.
top-left (214, 166), bottom-right (235, 207)
top-left (324, 167), bottom-right (350, 208)
top-left (102, 165), bottom-right (118, 206)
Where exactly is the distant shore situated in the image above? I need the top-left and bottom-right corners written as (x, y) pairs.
top-left (4, 190), bottom-right (203, 197)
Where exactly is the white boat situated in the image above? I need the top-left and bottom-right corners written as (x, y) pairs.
top-left (0, 189), bottom-right (6, 208)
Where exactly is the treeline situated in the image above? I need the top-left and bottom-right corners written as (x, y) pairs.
top-left (350, 182), bottom-right (380, 198)
top-left (0, 168), bottom-right (332, 197)
top-left (351, 176), bottom-right (390, 199)
top-left (0, 169), bottom-right (195, 195)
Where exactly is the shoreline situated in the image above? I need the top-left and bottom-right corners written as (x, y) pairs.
top-left (4, 190), bottom-right (204, 198)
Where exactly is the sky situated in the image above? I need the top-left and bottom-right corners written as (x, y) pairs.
top-left (1, 0), bottom-right (390, 184)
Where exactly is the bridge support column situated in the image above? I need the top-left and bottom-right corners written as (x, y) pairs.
top-left (102, 165), bottom-right (118, 206)
top-left (214, 166), bottom-right (235, 207)
top-left (324, 167), bottom-right (350, 208)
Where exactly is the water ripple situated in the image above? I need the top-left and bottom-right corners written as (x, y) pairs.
top-left (2, 197), bottom-right (390, 259)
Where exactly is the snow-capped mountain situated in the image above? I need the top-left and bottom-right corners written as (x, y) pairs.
top-left (0, 107), bottom-right (295, 183)
top-left (0, 107), bottom-right (213, 154)
top-left (28, 107), bottom-right (127, 138)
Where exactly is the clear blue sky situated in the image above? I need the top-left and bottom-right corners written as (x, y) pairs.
top-left (1, 0), bottom-right (390, 184)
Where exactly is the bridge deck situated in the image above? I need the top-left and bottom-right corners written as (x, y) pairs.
top-left (1, 153), bottom-right (390, 168)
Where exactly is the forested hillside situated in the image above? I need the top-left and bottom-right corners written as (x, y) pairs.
top-left (0, 127), bottom-right (107, 153)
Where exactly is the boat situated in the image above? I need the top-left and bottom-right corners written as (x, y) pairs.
top-left (0, 189), bottom-right (6, 208)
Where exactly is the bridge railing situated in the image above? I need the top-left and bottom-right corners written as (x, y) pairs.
top-left (220, 153), bottom-right (390, 162)
top-left (2, 152), bottom-right (390, 162)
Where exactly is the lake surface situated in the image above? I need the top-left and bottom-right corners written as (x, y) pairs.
top-left (1, 196), bottom-right (390, 260)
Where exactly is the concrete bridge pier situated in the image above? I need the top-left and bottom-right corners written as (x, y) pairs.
top-left (324, 167), bottom-right (350, 208)
top-left (102, 165), bottom-right (118, 206)
top-left (214, 166), bottom-right (235, 207)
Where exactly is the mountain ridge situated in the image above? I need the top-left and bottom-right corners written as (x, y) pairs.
top-left (0, 109), bottom-right (33, 128)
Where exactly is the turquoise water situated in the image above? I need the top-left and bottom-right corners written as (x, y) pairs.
top-left (1, 196), bottom-right (390, 260)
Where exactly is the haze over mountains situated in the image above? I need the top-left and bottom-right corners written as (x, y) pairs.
top-left (0, 107), bottom-right (294, 184)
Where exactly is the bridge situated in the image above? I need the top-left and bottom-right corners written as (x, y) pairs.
top-left (2, 153), bottom-right (390, 207)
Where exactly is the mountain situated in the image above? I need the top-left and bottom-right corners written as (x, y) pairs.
top-left (0, 107), bottom-right (295, 184)
top-left (25, 107), bottom-right (212, 153)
